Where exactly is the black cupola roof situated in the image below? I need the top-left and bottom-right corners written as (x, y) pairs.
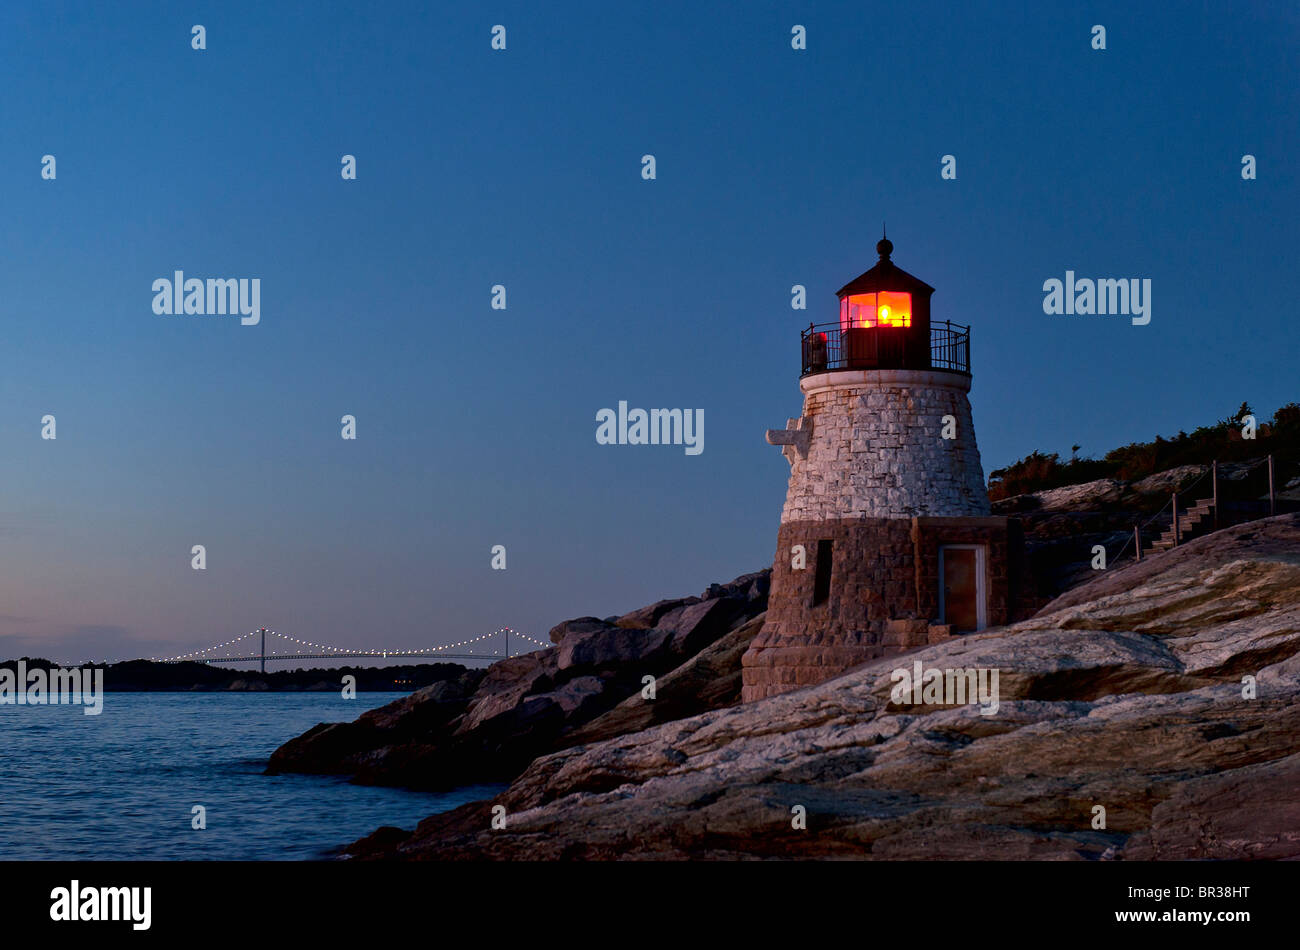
top-left (835, 233), bottom-right (936, 298)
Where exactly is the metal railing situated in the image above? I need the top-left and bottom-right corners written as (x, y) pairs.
top-left (800, 321), bottom-right (970, 376)
top-left (1103, 455), bottom-right (1286, 566)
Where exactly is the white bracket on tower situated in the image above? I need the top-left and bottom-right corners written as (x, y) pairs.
top-left (766, 415), bottom-right (812, 464)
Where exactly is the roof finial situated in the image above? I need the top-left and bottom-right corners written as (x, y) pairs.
top-left (877, 223), bottom-right (893, 260)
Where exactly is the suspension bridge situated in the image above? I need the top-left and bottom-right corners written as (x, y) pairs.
top-left (151, 626), bottom-right (548, 672)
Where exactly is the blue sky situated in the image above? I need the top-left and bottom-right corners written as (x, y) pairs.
top-left (0, 1), bottom-right (1296, 661)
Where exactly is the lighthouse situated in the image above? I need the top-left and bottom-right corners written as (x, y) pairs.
top-left (741, 235), bottom-right (1026, 702)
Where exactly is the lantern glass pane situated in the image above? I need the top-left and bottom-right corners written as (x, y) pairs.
top-left (876, 291), bottom-right (912, 327)
top-left (844, 293), bottom-right (877, 329)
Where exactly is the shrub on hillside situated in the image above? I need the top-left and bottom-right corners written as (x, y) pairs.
top-left (988, 400), bottom-right (1298, 500)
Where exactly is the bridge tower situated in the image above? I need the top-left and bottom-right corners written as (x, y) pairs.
top-left (258, 627), bottom-right (267, 674)
top-left (740, 235), bottom-right (1026, 702)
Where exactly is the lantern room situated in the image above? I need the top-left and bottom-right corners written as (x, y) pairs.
top-left (801, 234), bottom-right (968, 377)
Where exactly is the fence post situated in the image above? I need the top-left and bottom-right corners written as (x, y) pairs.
top-left (1134, 525), bottom-right (1142, 562)
top-left (1172, 493), bottom-right (1180, 546)
top-left (1212, 460), bottom-right (1218, 531)
top-left (1268, 454), bottom-right (1276, 517)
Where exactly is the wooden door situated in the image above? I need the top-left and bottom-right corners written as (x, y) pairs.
top-left (941, 546), bottom-right (980, 633)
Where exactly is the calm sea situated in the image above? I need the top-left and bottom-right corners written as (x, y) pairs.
top-left (0, 692), bottom-right (501, 860)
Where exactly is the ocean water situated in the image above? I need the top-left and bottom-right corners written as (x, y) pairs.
top-left (0, 692), bottom-right (501, 860)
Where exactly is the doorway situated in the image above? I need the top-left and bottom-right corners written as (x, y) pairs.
top-left (939, 544), bottom-right (986, 632)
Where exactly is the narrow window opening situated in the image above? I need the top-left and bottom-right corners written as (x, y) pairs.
top-left (812, 539), bottom-right (834, 605)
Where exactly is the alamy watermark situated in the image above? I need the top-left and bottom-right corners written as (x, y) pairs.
top-left (890, 659), bottom-right (999, 715)
top-left (1042, 271), bottom-right (1151, 325)
top-left (595, 401), bottom-right (704, 455)
top-left (50, 880), bottom-right (150, 930)
top-left (0, 661), bottom-right (105, 715)
top-left (152, 271), bottom-right (260, 326)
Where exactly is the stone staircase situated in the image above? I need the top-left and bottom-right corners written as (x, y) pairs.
top-left (1149, 497), bottom-right (1216, 553)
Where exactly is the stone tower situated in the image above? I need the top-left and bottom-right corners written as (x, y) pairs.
top-left (741, 236), bottom-right (1024, 702)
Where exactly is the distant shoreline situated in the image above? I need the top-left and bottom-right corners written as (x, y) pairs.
top-left (0, 657), bottom-right (469, 693)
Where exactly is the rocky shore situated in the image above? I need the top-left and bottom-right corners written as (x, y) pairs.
top-left (266, 571), bottom-right (771, 789)
top-left (342, 514), bottom-right (1300, 860)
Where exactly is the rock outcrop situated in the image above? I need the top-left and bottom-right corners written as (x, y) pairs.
top-left (993, 457), bottom-right (1290, 600)
top-left (350, 515), bottom-right (1300, 860)
top-left (267, 570), bottom-right (770, 789)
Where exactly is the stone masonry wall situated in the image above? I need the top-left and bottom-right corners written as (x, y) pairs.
top-left (779, 370), bottom-right (989, 524)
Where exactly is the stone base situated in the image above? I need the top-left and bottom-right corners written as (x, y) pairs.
top-left (740, 618), bottom-right (956, 702)
top-left (757, 516), bottom-right (1018, 646)
top-left (740, 626), bottom-right (881, 702)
